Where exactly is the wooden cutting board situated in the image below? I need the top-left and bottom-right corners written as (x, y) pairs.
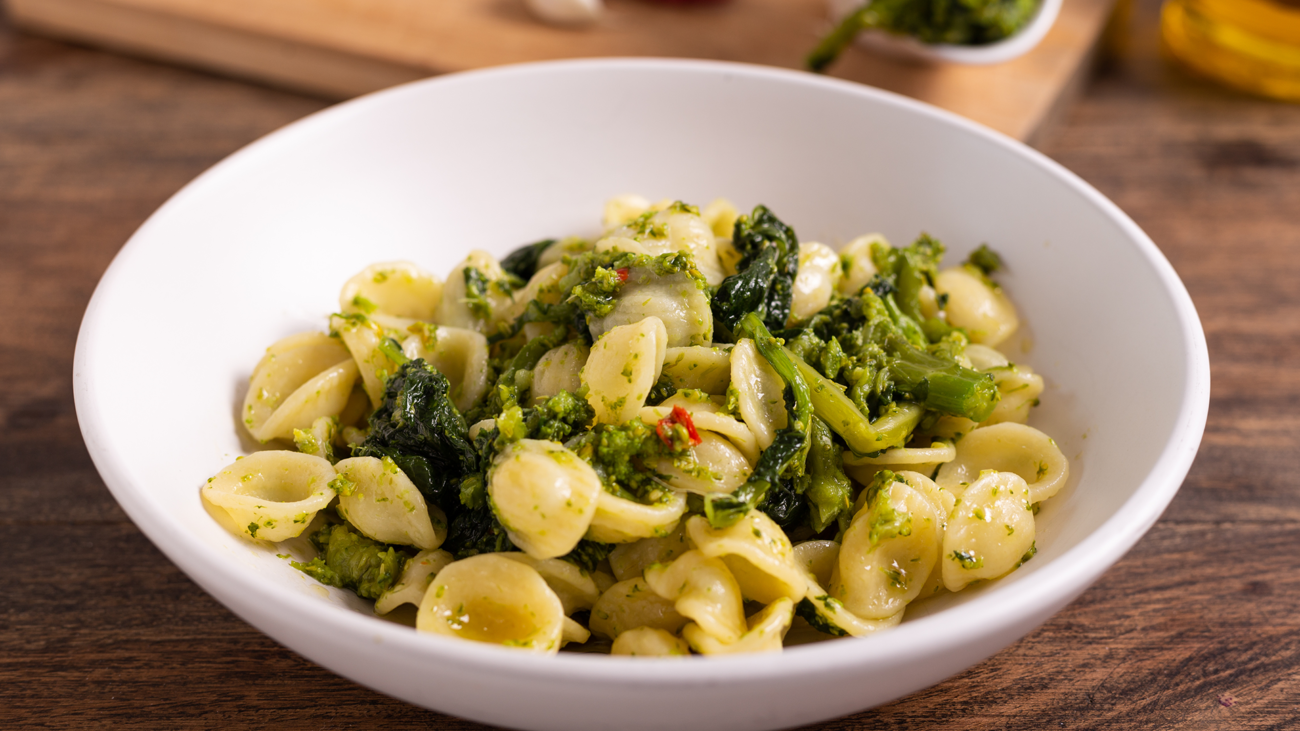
top-left (5, 0), bottom-right (1116, 144)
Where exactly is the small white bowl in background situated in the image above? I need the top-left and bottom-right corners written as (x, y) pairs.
top-left (827, 0), bottom-right (1064, 65)
top-left (74, 59), bottom-right (1209, 731)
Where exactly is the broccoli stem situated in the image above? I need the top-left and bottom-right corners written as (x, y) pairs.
top-left (886, 335), bottom-right (1000, 423)
top-left (787, 349), bottom-right (919, 454)
top-left (704, 313), bottom-right (812, 528)
top-left (807, 6), bottom-right (875, 73)
top-left (806, 416), bottom-right (853, 533)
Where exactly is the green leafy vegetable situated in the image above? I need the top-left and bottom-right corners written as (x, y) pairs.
top-left (500, 238), bottom-right (556, 281)
top-left (293, 523), bottom-right (410, 600)
top-left (711, 205), bottom-right (801, 339)
top-left (354, 359), bottom-right (479, 512)
top-left (808, 0), bottom-right (1041, 72)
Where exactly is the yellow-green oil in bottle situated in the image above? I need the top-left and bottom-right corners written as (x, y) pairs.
top-left (1162, 0), bottom-right (1300, 101)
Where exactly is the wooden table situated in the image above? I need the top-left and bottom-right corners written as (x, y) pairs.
top-left (3, 0), bottom-right (1297, 727)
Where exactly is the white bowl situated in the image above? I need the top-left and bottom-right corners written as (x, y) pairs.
top-left (74, 59), bottom-right (1209, 731)
top-left (828, 0), bottom-right (1063, 65)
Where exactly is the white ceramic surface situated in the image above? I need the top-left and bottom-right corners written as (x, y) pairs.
top-left (828, 0), bottom-right (1063, 65)
top-left (74, 59), bottom-right (1209, 731)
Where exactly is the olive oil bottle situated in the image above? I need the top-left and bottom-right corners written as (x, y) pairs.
top-left (1162, 0), bottom-right (1300, 101)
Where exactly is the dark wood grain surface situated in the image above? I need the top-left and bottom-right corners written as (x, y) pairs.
top-left (3, 0), bottom-right (1298, 728)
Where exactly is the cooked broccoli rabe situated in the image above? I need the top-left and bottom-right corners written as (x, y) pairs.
top-left (711, 205), bottom-right (801, 340)
top-left (292, 522), bottom-right (410, 600)
top-left (705, 312), bottom-right (813, 529)
top-left (354, 359), bottom-right (479, 511)
top-left (500, 238), bottom-right (556, 281)
top-left (808, 0), bottom-right (1041, 72)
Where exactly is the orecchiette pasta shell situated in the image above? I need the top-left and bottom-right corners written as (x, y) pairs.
top-left (243, 332), bottom-right (351, 440)
top-left (964, 344), bottom-right (1011, 371)
top-left (702, 198), bottom-right (739, 240)
top-left (934, 422), bottom-right (1069, 504)
top-left (661, 346), bottom-right (733, 394)
top-left (434, 250), bottom-right (516, 333)
top-left (935, 266), bottom-right (1020, 347)
top-left (792, 540), bottom-right (841, 588)
top-left (338, 261), bottom-right (442, 321)
top-left (731, 339), bottom-right (788, 450)
top-left (292, 416), bottom-right (338, 462)
top-left (537, 236), bottom-right (593, 269)
top-left (851, 469), bottom-right (955, 520)
top-left (941, 471), bottom-right (1037, 592)
top-left (789, 242), bottom-right (842, 323)
top-left (836, 234), bottom-right (886, 297)
top-left (589, 578), bottom-right (688, 640)
top-left (686, 513), bottom-right (807, 604)
top-left (582, 316), bottom-right (668, 425)
top-left (603, 194), bottom-right (652, 229)
top-left (488, 439), bottom-right (602, 560)
top-left (502, 262), bottom-right (568, 324)
top-left (529, 342), bottom-right (589, 406)
top-left (843, 442), bottom-right (956, 468)
top-left (683, 598), bottom-right (794, 656)
top-left (607, 522), bottom-right (693, 583)
top-left (334, 456), bottom-right (446, 551)
top-left (332, 314), bottom-right (403, 408)
top-left (499, 553), bottom-right (601, 615)
top-left (653, 432), bottom-right (752, 495)
top-left (400, 324), bottom-right (490, 413)
top-left (587, 270), bottom-right (713, 348)
top-left (374, 549), bottom-right (454, 615)
top-left (561, 617), bottom-right (591, 647)
top-left (586, 489), bottom-right (688, 544)
top-left (984, 364), bottom-right (1045, 426)
top-left (255, 359), bottom-right (359, 442)
top-left (798, 572), bottom-right (904, 639)
top-left (611, 627), bottom-right (691, 657)
top-left (417, 554), bottom-right (565, 654)
top-left (832, 480), bottom-right (942, 620)
top-left (643, 550), bottom-right (747, 645)
top-left (640, 405), bottom-right (760, 466)
top-left (202, 450), bottom-right (337, 542)
top-left (609, 207), bottom-right (726, 287)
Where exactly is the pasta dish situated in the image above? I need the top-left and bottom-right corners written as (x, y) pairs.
top-left (201, 196), bottom-right (1069, 656)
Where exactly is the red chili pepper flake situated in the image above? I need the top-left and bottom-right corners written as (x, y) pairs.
top-left (615, 267), bottom-right (630, 283)
top-left (656, 405), bottom-right (702, 448)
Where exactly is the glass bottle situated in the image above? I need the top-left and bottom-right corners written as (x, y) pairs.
top-left (1161, 0), bottom-right (1300, 101)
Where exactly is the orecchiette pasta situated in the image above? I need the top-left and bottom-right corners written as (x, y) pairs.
top-left (644, 550), bottom-right (747, 645)
top-left (243, 332), bottom-right (353, 442)
top-left (334, 456), bottom-right (446, 550)
top-left (375, 549), bottom-right (454, 615)
top-left (582, 316), bottom-right (668, 424)
top-left (587, 269), bottom-right (713, 348)
top-left (831, 477), bottom-right (943, 620)
top-left (589, 578), bottom-right (689, 639)
top-left (339, 261), bottom-right (442, 321)
top-left (935, 266), bottom-right (1020, 347)
top-left (202, 450), bottom-right (337, 541)
top-left (611, 627), bottom-right (691, 657)
top-left (941, 471), bottom-right (1037, 592)
top-left (530, 342), bottom-right (589, 406)
top-left (731, 338), bottom-right (788, 449)
top-left (417, 553), bottom-right (566, 653)
top-left (489, 439), bottom-right (602, 559)
top-left (789, 242), bottom-right (842, 323)
top-left (682, 598), bottom-right (794, 655)
top-left (935, 422), bottom-right (1069, 504)
top-left (210, 194), bottom-right (1073, 658)
top-left (686, 513), bottom-right (807, 604)
top-left (400, 324), bottom-right (490, 413)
